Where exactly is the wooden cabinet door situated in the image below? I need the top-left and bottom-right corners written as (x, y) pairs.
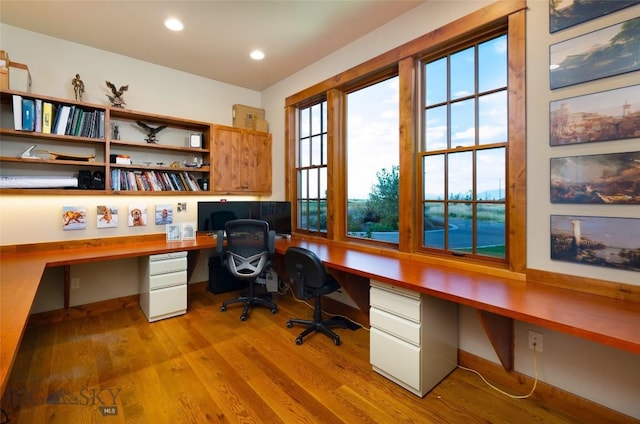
top-left (242, 131), bottom-right (272, 193)
top-left (212, 125), bottom-right (243, 192)
top-left (212, 125), bottom-right (272, 194)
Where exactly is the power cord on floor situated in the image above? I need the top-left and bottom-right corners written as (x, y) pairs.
top-left (458, 343), bottom-right (539, 399)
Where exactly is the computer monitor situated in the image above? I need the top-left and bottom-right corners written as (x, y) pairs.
top-left (197, 201), bottom-right (291, 236)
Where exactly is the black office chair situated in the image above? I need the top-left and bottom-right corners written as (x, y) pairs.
top-left (217, 219), bottom-right (278, 321)
top-left (285, 246), bottom-right (350, 345)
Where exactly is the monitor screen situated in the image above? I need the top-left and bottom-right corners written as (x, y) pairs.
top-left (197, 201), bottom-right (291, 236)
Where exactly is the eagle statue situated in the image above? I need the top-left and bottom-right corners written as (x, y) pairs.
top-left (136, 121), bottom-right (168, 144)
top-left (105, 81), bottom-right (129, 108)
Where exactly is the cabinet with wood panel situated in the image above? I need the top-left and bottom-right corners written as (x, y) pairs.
top-left (211, 124), bottom-right (272, 194)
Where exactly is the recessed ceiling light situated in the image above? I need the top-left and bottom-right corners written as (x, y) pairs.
top-left (250, 50), bottom-right (265, 60)
top-left (164, 18), bottom-right (184, 32)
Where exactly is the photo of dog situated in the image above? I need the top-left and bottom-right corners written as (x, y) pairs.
top-left (128, 205), bottom-right (147, 227)
top-left (97, 205), bottom-right (118, 228)
top-left (62, 206), bottom-right (87, 231)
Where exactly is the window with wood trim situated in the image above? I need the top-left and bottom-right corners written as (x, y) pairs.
top-left (295, 100), bottom-right (328, 234)
top-left (286, 1), bottom-right (526, 272)
top-left (420, 33), bottom-right (508, 262)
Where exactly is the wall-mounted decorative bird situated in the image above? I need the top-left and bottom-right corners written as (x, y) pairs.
top-left (136, 121), bottom-right (168, 144)
top-left (105, 81), bottom-right (129, 108)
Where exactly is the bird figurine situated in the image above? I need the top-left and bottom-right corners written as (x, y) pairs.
top-left (105, 81), bottom-right (129, 108)
top-left (136, 121), bottom-right (168, 144)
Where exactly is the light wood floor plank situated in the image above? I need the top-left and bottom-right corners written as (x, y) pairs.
top-left (0, 288), bottom-right (614, 423)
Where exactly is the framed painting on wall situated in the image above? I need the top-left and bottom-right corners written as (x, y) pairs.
top-left (550, 151), bottom-right (640, 204)
top-left (550, 84), bottom-right (640, 146)
top-left (549, 0), bottom-right (640, 33)
top-left (549, 16), bottom-right (640, 89)
top-left (551, 215), bottom-right (640, 272)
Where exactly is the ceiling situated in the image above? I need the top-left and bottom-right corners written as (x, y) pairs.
top-left (0, 1), bottom-right (425, 91)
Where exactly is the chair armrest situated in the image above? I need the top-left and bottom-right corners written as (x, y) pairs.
top-left (268, 230), bottom-right (276, 254)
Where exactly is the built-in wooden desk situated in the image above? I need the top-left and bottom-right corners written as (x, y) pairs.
top-left (2, 235), bottom-right (639, 396)
top-left (0, 235), bottom-right (218, 395)
top-left (274, 238), bottom-right (640, 371)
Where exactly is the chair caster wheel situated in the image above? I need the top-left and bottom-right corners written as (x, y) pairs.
top-left (220, 306), bottom-right (227, 312)
top-left (240, 314), bottom-right (247, 321)
top-left (271, 308), bottom-right (277, 314)
top-left (286, 321), bottom-right (293, 328)
top-left (295, 337), bottom-right (303, 345)
top-left (334, 338), bottom-right (341, 346)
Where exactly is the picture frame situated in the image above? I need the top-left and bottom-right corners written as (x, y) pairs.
top-left (166, 223), bottom-right (181, 241)
top-left (549, 84), bottom-right (640, 146)
top-left (550, 151), bottom-right (640, 204)
top-left (550, 215), bottom-right (640, 272)
top-left (549, 0), bottom-right (640, 34)
top-left (549, 16), bottom-right (640, 90)
top-left (189, 133), bottom-right (202, 148)
top-left (181, 222), bottom-right (196, 240)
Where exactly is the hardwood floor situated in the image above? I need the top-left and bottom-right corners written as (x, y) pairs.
top-left (2, 288), bottom-right (589, 423)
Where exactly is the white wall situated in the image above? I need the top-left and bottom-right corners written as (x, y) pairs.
top-left (1, 0), bottom-right (639, 418)
top-left (0, 24), bottom-right (264, 305)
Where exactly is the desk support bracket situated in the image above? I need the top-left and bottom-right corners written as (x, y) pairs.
top-left (477, 310), bottom-right (514, 371)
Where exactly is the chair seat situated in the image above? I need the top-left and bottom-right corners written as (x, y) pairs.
top-left (285, 246), bottom-right (352, 345)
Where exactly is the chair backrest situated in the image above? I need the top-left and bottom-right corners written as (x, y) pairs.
top-left (285, 247), bottom-right (328, 295)
top-left (220, 219), bottom-right (274, 280)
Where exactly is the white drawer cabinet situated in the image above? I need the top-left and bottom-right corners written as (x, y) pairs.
top-left (139, 251), bottom-right (188, 322)
top-left (370, 280), bottom-right (458, 397)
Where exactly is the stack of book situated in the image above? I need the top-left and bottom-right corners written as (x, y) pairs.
top-left (110, 169), bottom-right (202, 192)
top-left (12, 94), bottom-right (104, 139)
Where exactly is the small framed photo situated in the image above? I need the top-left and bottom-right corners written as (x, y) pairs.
top-left (166, 224), bottom-right (181, 241)
top-left (189, 133), bottom-right (202, 148)
top-left (181, 222), bottom-right (196, 240)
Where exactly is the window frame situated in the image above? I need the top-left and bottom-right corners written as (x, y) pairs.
top-left (285, 0), bottom-right (526, 272)
top-left (417, 30), bottom-right (509, 264)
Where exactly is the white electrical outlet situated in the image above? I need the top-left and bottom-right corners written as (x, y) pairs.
top-left (71, 277), bottom-right (80, 289)
top-left (528, 330), bottom-right (543, 352)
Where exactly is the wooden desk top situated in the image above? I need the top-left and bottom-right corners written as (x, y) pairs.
top-left (274, 238), bottom-right (640, 355)
top-left (2, 235), bottom-right (638, 395)
top-left (0, 235), bottom-right (218, 395)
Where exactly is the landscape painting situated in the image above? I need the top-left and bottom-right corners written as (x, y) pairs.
top-left (549, 0), bottom-right (640, 33)
top-left (550, 84), bottom-right (640, 146)
top-left (550, 151), bottom-right (640, 204)
top-left (549, 16), bottom-right (640, 89)
top-left (551, 215), bottom-right (640, 272)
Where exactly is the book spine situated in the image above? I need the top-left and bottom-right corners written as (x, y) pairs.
top-left (74, 110), bottom-right (85, 136)
top-left (98, 111), bottom-right (105, 139)
top-left (22, 98), bottom-right (35, 131)
top-left (64, 106), bottom-right (76, 135)
top-left (42, 102), bottom-right (53, 134)
top-left (12, 95), bottom-right (22, 130)
top-left (34, 99), bottom-right (42, 132)
top-left (54, 105), bottom-right (70, 135)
